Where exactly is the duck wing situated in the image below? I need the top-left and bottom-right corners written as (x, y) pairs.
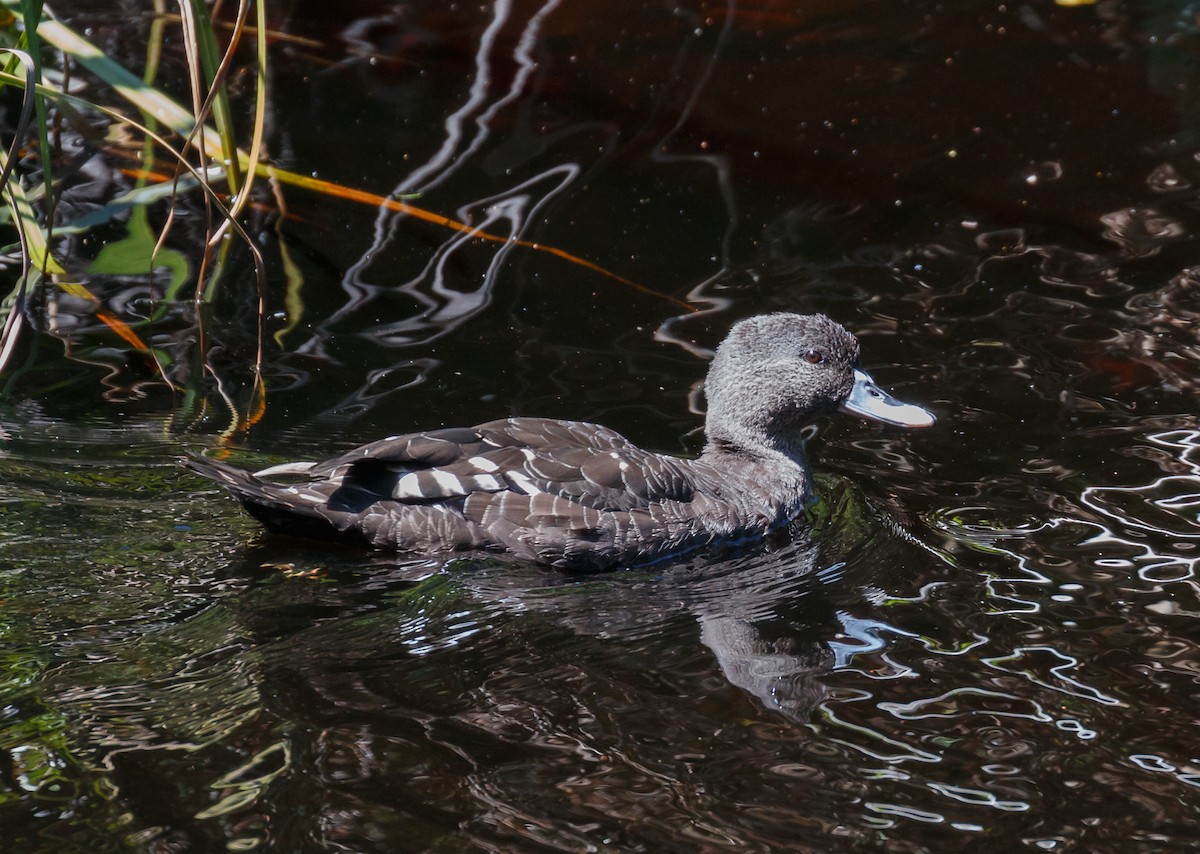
top-left (305, 417), bottom-right (701, 513)
top-left (188, 417), bottom-right (733, 569)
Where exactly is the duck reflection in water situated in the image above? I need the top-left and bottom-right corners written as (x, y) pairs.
top-left (223, 470), bottom-right (933, 726)
top-left (454, 473), bottom-right (930, 721)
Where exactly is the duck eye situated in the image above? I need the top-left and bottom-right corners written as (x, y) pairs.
top-left (802, 348), bottom-right (824, 364)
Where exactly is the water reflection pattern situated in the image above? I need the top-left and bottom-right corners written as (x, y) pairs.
top-left (321, 0), bottom-right (581, 355)
top-left (1082, 430), bottom-right (1200, 582)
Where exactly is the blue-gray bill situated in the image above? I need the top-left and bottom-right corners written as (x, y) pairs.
top-left (839, 368), bottom-right (936, 428)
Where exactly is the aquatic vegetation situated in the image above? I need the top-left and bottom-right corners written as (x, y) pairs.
top-left (0, 0), bottom-right (270, 432)
top-left (0, 2), bottom-right (667, 438)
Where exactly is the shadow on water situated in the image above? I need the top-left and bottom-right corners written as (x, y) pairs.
top-left (5, 0), bottom-right (1200, 850)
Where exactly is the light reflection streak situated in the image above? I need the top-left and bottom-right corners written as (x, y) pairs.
top-left (1054, 718), bottom-right (1097, 739)
top-left (331, 0), bottom-right (521, 340)
top-left (359, 0), bottom-right (512, 207)
top-left (927, 782), bottom-right (1029, 812)
top-left (313, 0), bottom-right (760, 375)
top-left (860, 767), bottom-right (911, 781)
top-left (1127, 754), bottom-right (1200, 788)
top-left (365, 165), bottom-right (580, 347)
top-left (1079, 429), bottom-right (1200, 581)
top-left (933, 507), bottom-right (1058, 614)
top-left (878, 687), bottom-right (1054, 723)
top-left (312, 0), bottom-right (582, 360)
top-left (828, 612), bottom-right (918, 676)
top-left (816, 690), bottom-right (943, 765)
top-left (913, 632), bottom-right (990, 657)
top-left (864, 802), bottom-right (944, 823)
top-left (452, 0), bottom-right (566, 183)
top-left (981, 646), bottom-right (1121, 707)
top-left (652, 0), bottom-right (745, 356)
top-left (917, 503), bottom-right (1142, 733)
top-left (301, 359), bottom-right (439, 428)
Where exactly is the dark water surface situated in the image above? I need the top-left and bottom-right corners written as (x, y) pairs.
top-left (5, 0), bottom-right (1200, 850)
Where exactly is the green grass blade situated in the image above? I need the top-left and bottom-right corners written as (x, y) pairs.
top-left (183, 0), bottom-right (243, 190)
top-left (0, 47), bottom-right (38, 209)
top-left (226, 0), bottom-right (267, 224)
top-left (18, 0), bottom-right (53, 236)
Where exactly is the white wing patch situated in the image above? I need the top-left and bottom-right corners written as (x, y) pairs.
top-left (472, 474), bottom-right (504, 491)
top-left (393, 472), bottom-right (427, 500)
top-left (254, 461), bottom-right (318, 478)
top-left (468, 455), bottom-right (500, 472)
top-left (392, 470), bottom-right (506, 500)
top-left (505, 470), bottom-right (541, 495)
top-left (431, 470), bottom-right (464, 493)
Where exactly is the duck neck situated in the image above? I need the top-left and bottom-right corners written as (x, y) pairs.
top-left (700, 425), bottom-right (813, 500)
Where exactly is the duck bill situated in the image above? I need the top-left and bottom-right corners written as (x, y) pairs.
top-left (839, 369), bottom-right (936, 428)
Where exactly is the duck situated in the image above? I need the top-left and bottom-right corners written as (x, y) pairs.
top-left (182, 313), bottom-right (935, 571)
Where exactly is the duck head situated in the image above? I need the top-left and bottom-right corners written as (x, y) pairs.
top-left (703, 313), bottom-right (934, 457)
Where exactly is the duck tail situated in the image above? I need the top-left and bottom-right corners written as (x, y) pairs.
top-left (180, 454), bottom-right (364, 545)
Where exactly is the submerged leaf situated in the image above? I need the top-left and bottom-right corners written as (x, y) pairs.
top-left (87, 207), bottom-right (190, 295)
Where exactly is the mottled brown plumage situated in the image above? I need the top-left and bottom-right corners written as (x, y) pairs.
top-left (183, 313), bottom-right (935, 570)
